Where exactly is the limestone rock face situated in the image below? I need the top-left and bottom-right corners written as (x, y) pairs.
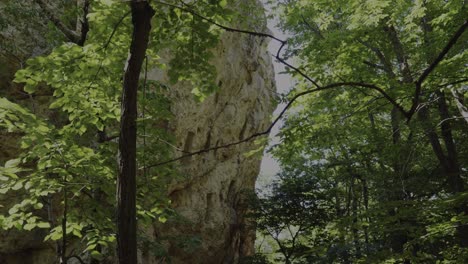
top-left (148, 28), bottom-right (275, 264)
top-left (0, 1), bottom-right (275, 263)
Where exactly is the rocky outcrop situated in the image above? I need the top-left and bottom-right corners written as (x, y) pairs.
top-left (149, 27), bottom-right (275, 264)
top-left (0, 1), bottom-right (275, 263)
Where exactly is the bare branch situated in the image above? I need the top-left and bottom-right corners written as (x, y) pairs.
top-left (436, 116), bottom-right (465, 128)
top-left (408, 20), bottom-right (468, 119)
top-left (357, 39), bottom-right (396, 78)
top-left (33, 0), bottom-right (81, 44)
top-left (417, 20), bottom-right (468, 87)
top-left (438, 78), bottom-right (468, 88)
top-left (152, 1), bottom-right (284, 43)
top-left (362, 60), bottom-right (386, 71)
top-left (384, 25), bottom-right (414, 83)
top-left (76, 0), bottom-right (90, 46)
top-left (275, 41), bottom-right (321, 88)
top-left (300, 14), bottom-right (324, 39)
top-left (144, 82), bottom-right (401, 169)
top-left (102, 11), bottom-right (132, 50)
top-left (133, 1), bottom-right (409, 169)
top-left (156, 1), bottom-right (322, 90)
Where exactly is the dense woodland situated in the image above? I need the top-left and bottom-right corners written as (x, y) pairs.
top-left (0, 0), bottom-right (467, 263)
top-left (251, 0), bottom-right (468, 263)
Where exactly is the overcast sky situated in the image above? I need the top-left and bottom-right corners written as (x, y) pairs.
top-left (257, 2), bottom-right (294, 189)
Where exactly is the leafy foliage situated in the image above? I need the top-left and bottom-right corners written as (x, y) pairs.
top-left (256, 0), bottom-right (468, 263)
top-left (0, 0), bottom-right (233, 260)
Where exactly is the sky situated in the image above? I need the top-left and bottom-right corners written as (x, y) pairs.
top-left (257, 2), bottom-right (294, 189)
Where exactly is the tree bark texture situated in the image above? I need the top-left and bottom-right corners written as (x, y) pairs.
top-left (117, 2), bottom-right (154, 264)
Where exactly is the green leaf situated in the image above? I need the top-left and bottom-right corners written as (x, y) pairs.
top-left (90, 250), bottom-right (103, 260)
top-left (50, 231), bottom-right (62, 241)
top-left (11, 181), bottom-right (23, 191)
top-left (85, 243), bottom-right (97, 251)
top-left (72, 229), bottom-right (82, 238)
top-left (158, 216), bottom-right (167, 223)
top-left (4, 159), bottom-right (20, 168)
top-left (24, 181), bottom-right (32, 190)
top-left (23, 83), bottom-right (37, 94)
top-left (37, 222), bottom-right (51, 229)
top-left (0, 187), bottom-right (10, 194)
top-left (24, 223), bottom-right (36, 231)
top-left (8, 206), bottom-right (19, 215)
top-left (33, 202), bottom-right (44, 210)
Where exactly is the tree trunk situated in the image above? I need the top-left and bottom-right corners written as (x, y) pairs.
top-left (435, 90), bottom-right (468, 246)
top-left (117, 2), bottom-right (154, 264)
top-left (417, 93), bottom-right (467, 246)
top-left (350, 176), bottom-right (361, 259)
top-left (436, 90), bottom-right (464, 193)
top-left (361, 177), bottom-right (370, 255)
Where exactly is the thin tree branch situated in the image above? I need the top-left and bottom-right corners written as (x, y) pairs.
top-left (408, 20), bottom-right (468, 119)
top-left (357, 39), bottom-right (396, 78)
top-left (98, 134), bottom-right (119, 143)
top-left (438, 78), bottom-right (468, 88)
top-left (151, 1), bottom-right (399, 107)
top-left (416, 20), bottom-right (468, 87)
top-left (300, 14), bottom-right (324, 39)
top-left (384, 25), bottom-right (414, 83)
top-left (33, 0), bottom-right (81, 44)
top-left (102, 11), bottom-right (132, 50)
top-left (118, 1), bottom-right (407, 169)
top-left (275, 41), bottom-right (320, 88)
top-left (363, 60), bottom-right (386, 71)
top-left (152, 0), bottom-right (284, 43)
top-left (144, 82), bottom-right (400, 168)
top-left (436, 116), bottom-right (464, 128)
top-left (77, 0), bottom-right (90, 46)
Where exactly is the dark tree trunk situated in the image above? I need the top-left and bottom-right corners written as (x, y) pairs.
top-left (417, 95), bottom-right (464, 193)
top-left (417, 106), bottom-right (448, 169)
top-left (361, 176), bottom-right (370, 255)
top-left (417, 93), bottom-right (468, 246)
top-left (388, 106), bottom-right (410, 257)
top-left (435, 90), bottom-right (468, 246)
top-left (436, 90), bottom-right (464, 193)
top-left (350, 176), bottom-right (361, 259)
top-left (117, 2), bottom-right (154, 264)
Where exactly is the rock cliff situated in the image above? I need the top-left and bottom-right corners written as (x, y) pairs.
top-left (0, 1), bottom-right (275, 263)
top-left (150, 29), bottom-right (275, 264)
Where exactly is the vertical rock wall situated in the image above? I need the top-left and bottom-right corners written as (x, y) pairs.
top-left (149, 25), bottom-right (275, 264)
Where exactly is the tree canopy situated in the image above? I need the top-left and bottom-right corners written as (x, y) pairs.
top-left (252, 0), bottom-right (468, 263)
top-left (0, 0), bottom-right (236, 262)
top-left (0, 0), bottom-right (467, 263)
